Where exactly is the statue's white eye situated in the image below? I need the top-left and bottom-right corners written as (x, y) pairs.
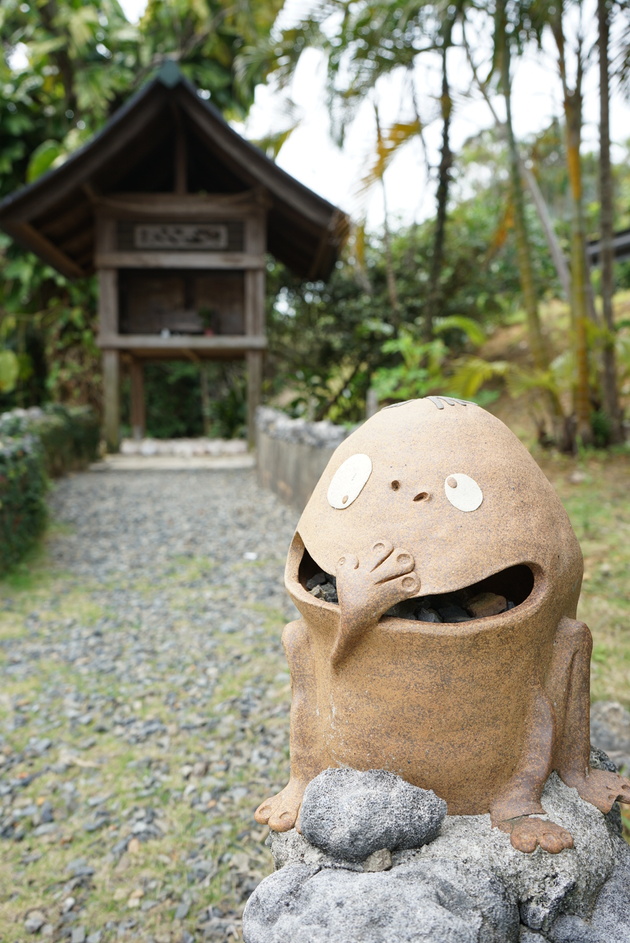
top-left (444, 473), bottom-right (483, 511)
top-left (327, 453), bottom-right (372, 509)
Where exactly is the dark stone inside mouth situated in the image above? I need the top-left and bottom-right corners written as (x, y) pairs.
top-left (303, 563), bottom-right (534, 623)
top-left (305, 571), bottom-right (339, 604)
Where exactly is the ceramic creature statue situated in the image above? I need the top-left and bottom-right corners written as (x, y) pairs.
top-left (255, 398), bottom-right (630, 853)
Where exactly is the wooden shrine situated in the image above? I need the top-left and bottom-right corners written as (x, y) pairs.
top-left (0, 62), bottom-right (348, 449)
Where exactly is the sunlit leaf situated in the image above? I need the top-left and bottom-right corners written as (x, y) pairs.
top-left (434, 315), bottom-right (487, 346)
top-left (0, 349), bottom-right (19, 393)
top-left (26, 139), bottom-right (64, 182)
top-left (359, 118), bottom-right (422, 192)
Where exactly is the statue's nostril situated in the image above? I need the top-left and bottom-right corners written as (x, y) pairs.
top-left (413, 492), bottom-right (429, 502)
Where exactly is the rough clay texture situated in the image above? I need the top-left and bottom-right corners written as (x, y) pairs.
top-left (243, 768), bottom-right (630, 943)
top-left (298, 768), bottom-right (447, 861)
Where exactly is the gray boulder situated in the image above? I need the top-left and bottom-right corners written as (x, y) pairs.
top-left (586, 837), bottom-right (630, 942)
top-left (244, 766), bottom-right (630, 943)
top-left (299, 768), bottom-right (447, 862)
top-left (244, 858), bottom-right (519, 943)
top-left (411, 773), bottom-right (616, 932)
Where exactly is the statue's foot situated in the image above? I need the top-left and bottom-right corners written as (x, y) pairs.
top-left (562, 768), bottom-right (630, 814)
top-left (254, 778), bottom-right (306, 832)
top-left (496, 815), bottom-right (574, 854)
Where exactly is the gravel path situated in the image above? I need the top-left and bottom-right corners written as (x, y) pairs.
top-left (0, 468), bottom-right (299, 942)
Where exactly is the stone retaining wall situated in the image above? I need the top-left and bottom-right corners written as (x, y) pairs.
top-left (256, 407), bottom-right (350, 513)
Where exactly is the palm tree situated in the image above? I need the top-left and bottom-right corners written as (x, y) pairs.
top-left (597, 0), bottom-right (624, 442)
top-left (545, 0), bottom-right (594, 444)
top-left (423, 4), bottom-right (457, 342)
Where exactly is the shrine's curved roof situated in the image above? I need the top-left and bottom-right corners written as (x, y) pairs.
top-left (0, 62), bottom-right (349, 280)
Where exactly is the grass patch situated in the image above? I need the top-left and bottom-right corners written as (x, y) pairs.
top-left (540, 451), bottom-right (630, 707)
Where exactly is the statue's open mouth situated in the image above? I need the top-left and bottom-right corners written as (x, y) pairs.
top-left (296, 543), bottom-right (535, 624)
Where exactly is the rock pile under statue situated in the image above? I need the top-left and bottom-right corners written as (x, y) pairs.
top-left (245, 397), bottom-right (630, 941)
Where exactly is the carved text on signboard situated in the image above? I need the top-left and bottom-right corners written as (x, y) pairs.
top-left (134, 223), bottom-right (229, 250)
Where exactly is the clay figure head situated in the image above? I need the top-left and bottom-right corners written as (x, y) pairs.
top-left (290, 397), bottom-right (583, 626)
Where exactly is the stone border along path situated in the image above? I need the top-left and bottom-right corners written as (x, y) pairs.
top-left (0, 466), bottom-right (298, 943)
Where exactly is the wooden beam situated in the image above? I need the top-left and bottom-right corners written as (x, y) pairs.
top-left (97, 333), bottom-right (267, 351)
top-left (245, 209), bottom-right (266, 254)
top-left (39, 200), bottom-right (92, 241)
top-left (95, 215), bottom-right (116, 254)
top-left (102, 350), bottom-right (120, 452)
top-left (95, 251), bottom-right (264, 270)
top-left (95, 192), bottom-right (261, 219)
top-left (129, 359), bottom-right (145, 440)
top-left (81, 182), bottom-right (101, 204)
top-left (172, 107), bottom-right (188, 195)
top-left (7, 222), bottom-right (85, 279)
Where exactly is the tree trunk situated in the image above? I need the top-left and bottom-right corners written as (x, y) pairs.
top-left (564, 92), bottom-right (593, 444)
top-left (462, 22), bottom-right (572, 303)
top-left (598, 0), bottom-right (625, 442)
top-left (424, 20), bottom-right (454, 342)
top-left (519, 163), bottom-right (571, 301)
top-left (549, 11), bottom-right (593, 446)
top-left (496, 0), bottom-right (567, 443)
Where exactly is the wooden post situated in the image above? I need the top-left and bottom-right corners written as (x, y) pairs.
top-left (129, 358), bottom-right (145, 441)
top-left (244, 210), bottom-right (267, 450)
top-left (98, 266), bottom-right (120, 451)
top-left (247, 350), bottom-right (263, 448)
top-left (103, 350), bottom-right (120, 452)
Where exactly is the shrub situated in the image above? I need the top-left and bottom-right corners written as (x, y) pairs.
top-left (0, 404), bottom-right (100, 478)
top-left (0, 433), bottom-right (47, 574)
top-left (0, 404), bottom-right (100, 574)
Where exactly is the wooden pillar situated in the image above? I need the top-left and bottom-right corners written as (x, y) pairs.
top-left (103, 350), bottom-right (120, 452)
top-left (246, 350), bottom-right (263, 448)
top-left (245, 267), bottom-right (265, 449)
top-left (98, 267), bottom-right (120, 452)
top-left (245, 210), bottom-right (267, 449)
top-left (130, 358), bottom-right (145, 441)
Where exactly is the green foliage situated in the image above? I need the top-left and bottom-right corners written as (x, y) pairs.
top-left (0, 404), bottom-right (100, 477)
top-left (143, 0), bottom-right (284, 119)
top-left (204, 364), bottom-right (247, 439)
top-left (0, 403), bottom-right (99, 574)
top-left (26, 139), bottom-right (65, 182)
top-left (0, 349), bottom-right (19, 393)
top-left (0, 243), bottom-right (101, 411)
top-left (265, 195), bottom-right (524, 421)
top-left (0, 432), bottom-right (47, 576)
top-left (129, 362), bottom-right (246, 439)
top-left (31, 404), bottom-right (101, 476)
top-left (372, 316), bottom-right (487, 402)
top-left (266, 255), bottom-right (394, 423)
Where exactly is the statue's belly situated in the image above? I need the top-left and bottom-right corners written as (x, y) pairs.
top-left (314, 617), bottom-right (549, 814)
